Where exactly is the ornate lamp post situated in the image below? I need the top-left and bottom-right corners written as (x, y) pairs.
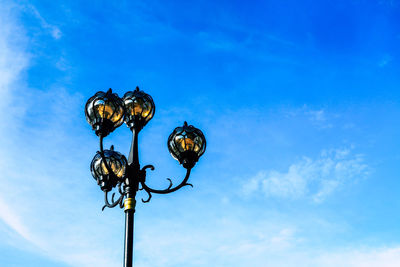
top-left (85, 87), bottom-right (206, 267)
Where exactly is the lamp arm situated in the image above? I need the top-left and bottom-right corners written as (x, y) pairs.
top-left (139, 167), bottom-right (193, 203)
top-left (99, 134), bottom-right (120, 180)
top-left (102, 185), bottom-right (126, 211)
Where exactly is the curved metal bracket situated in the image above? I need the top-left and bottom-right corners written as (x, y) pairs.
top-left (102, 184), bottom-right (126, 211)
top-left (99, 135), bottom-right (119, 180)
top-left (139, 167), bottom-right (193, 203)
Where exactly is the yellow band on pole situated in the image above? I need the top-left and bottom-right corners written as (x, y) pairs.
top-left (124, 198), bottom-right (136, 211)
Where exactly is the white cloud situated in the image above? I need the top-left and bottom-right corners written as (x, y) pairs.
top-left (0, 4), bottom-right (29, 104)
top-left (285, 106), bottom-right (335, 129)
top-left (243, 148), bottom-right (369, 202)
top-left (314, 247), bottom-right (400, 267)
top-left (307, 108), bottom-right (326, 122)
top-left (133, 214), bottom-right (400, 267)
top-left (0, 4), bottom-right (120, 267)
top-left (0, 198), bottom-right (33, 243)
top-left (305, 107), bottom-right (334, 129)
top-left (134, 216), bottom-right (301, 267)
top-left (24, 4), bottom-right (62, 39)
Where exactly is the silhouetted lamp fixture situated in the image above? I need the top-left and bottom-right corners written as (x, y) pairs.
top-left (85, 87), bottom-right (206, 267)
top-left (168, 121), bottom-right (206, 169)
top-left (85, 89), bottom-right (125, 136)
top-left (123, 87), bottom-right (155, 130)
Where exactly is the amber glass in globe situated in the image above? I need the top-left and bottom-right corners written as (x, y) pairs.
top-left (85, 89), bottom-right (125, 136)
top-left (123, 87), bottom-right (155, 130)
top-left (125, 97), bottom-right (152, 118)
top-left (91, 149), bottom-right (127, 181)
top-left (175, 134), bottom-right (203, 153)
top-left (168, 122), bottom-right (206, 168)
top-left (92, 100), bottom-right (124, 123)
top-left (99, 160), bottom-right (125, 178)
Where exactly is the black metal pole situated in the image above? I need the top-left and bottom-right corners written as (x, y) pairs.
top-left (128, 128), bottom-right (139, 167)
top-left (123, 202), bottom-right (135, 267)
top-left (124, 128), bottom-right (139, 267)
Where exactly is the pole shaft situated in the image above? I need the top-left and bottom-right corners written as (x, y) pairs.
top-left (125, 126), bottom-right (139, 267)
top-left (128, 129), bottom-right (139, 166)
top-left (124, 208), bottom-right (134, 267)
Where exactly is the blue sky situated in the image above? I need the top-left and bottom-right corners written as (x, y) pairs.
top-left (0, 0), bottom-right (400, 266)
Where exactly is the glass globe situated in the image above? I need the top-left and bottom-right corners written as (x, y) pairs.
top-left (85, 89), bottom-right (125, 136)
top-left (168, 122), bottom-right (206, 169)
top-left (123, 87), bottom-right (155, 130)
top-left (90, 147), bottom-right (127, 191)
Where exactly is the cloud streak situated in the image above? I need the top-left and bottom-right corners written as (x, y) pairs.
top-left (24, 4), bottom-right (62, 39)
top-left (0, 3), bottom-right (121, 266)
top-left (243, 148), bottom-right (369, 202)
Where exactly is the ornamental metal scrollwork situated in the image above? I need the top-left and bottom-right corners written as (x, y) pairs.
top-left (86, 88), bottom-right (206, 211)
top-left (85, 87), bottom-right (206, 267)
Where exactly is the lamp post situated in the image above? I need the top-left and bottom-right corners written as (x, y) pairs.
top-left (84, 87), bottom-right (206, 267)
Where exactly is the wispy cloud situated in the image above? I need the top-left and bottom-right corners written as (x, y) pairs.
top-left (314, 247), bottom-right (400, 267)
top-left (0, 3), bottom-right (29, 103)
top-left (243, 148), bottom-right (369, 202)
top-left (0, 198), bottom-right (33, 243)
top-left (195, 27), bottom-right (299, 65)
top-left (0, 4), bottom-right (120, 267)
top-left (25, 4), bottom-right (62, 39)
top-left (306, 108), bottom-right (326, 122)
top-left (285, 106), bottom-right (334, 129)
top-left (134, 216), bottom-right (301, 267)
top-left (379, 54), bottom-right (393, 68)
top-left (134, 213), bottom-right (400, 267)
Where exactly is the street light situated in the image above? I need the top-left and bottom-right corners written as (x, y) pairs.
top-left (85, 87), bottom-right (206, 267)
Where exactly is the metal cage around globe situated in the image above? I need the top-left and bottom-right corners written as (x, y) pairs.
top-left (90, 148), bottom-right (128, 191)
top-left (123, 87), bottom-right (155, 130)
top-left (168, 121), bottom-right (206, 169)
top-left (85, 89), bottom-right (125, 137)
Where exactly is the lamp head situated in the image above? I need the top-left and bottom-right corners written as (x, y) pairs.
top-left (123, 86), bottom-right (155, 131)
top-left (85, 89), bottom-right (125, 137)
top-left (168, 121), bottom-right (206, 169)
top-left (90, 146), bottom-right (127, 191)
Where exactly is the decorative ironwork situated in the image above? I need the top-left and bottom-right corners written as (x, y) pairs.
top-left (168, 121), bottom-right (206, 169)
top-left (102, 188), bottom-right (126, 211)
top-left (123, 86), bottom-right (155, 130)
top-left (91, 143), bottom-right (128, 192)
top-left (85, 88), bottom-right (125, 137)
top-left (85, 87), bottom-right (206, 267)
